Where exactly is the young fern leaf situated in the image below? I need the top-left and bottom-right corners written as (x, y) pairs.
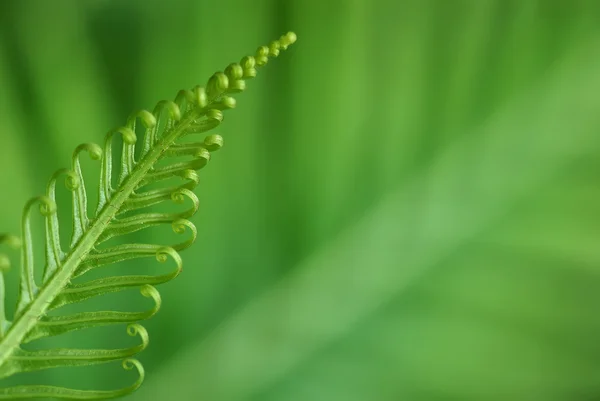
top-left (0, 32), bottom-right (297, 399)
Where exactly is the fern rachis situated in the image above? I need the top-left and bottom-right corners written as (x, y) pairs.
top-left (0, 32), bottom-right (296, 399)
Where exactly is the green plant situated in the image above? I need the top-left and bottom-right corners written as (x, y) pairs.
top-left (0, 31), bottom-right (297, 399)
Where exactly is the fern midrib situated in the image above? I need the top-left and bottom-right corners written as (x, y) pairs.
top-left (0, 109), bottom-right (199, 367)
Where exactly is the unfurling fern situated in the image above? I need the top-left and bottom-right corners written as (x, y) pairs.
top-left (0, 32), bottom-right (297, 399)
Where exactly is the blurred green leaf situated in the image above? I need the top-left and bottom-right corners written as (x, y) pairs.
top-left (130, 34), bottom-right (600, 401)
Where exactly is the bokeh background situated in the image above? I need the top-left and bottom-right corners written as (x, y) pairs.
top-left (1, 0), bottom-right (600, 400)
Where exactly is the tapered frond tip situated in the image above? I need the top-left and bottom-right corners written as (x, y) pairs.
top-left (285, 31), bottom-right (297, 42)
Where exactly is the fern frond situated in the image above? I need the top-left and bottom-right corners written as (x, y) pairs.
top-left (0, 32), bottom-right (297, 399)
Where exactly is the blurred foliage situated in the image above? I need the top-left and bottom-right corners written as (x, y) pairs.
top-left (1, 0), bottom-right (600, 400)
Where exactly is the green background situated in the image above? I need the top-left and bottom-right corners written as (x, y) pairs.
top-left (1, 0), bottom-right (600, 400)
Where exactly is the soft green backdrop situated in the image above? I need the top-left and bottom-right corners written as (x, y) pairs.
top-left (1, 0), bottom-right (600, 400)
